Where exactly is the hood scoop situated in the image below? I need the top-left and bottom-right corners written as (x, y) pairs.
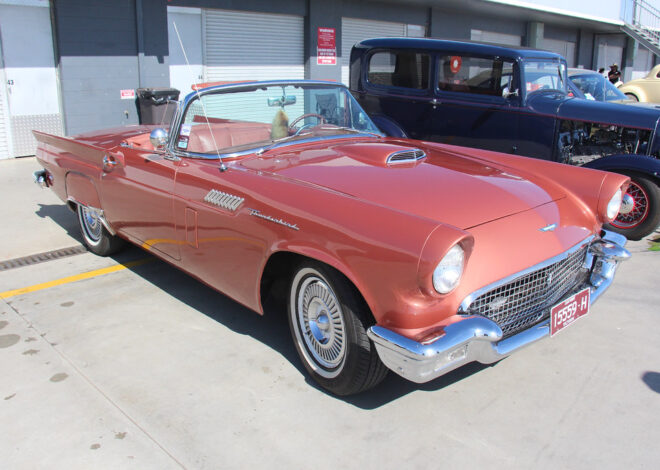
top-left (386, 148), bottom-right (426, 165)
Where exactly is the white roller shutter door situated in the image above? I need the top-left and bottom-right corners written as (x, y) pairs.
top-left (341, 18), bottom-right (426, 85)
top-left (204, 10), bottom-right (304, 82)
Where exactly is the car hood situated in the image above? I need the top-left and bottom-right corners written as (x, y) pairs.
top-left (556, 96), bottom-right (660, 129)
top-left (239, 138), bottom-right (566, 230)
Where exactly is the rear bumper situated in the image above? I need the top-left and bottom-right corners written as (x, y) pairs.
top-left (367, 230), bottom-right (630, 384)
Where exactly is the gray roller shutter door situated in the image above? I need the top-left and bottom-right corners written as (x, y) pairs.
top-left (341, 18), bottom-right (426, 85)
top-left (470, 30), bottom-right (522, 46)
top-left (204, 10), bottom-right (304, 82)
top-left (542, 38), bottom-right (576, 67)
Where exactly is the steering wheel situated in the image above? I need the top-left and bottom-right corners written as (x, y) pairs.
top-left (289, 113), bottom-right (325, 134)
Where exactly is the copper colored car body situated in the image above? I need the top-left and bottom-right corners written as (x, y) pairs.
top-left (33, 81), bottom-right (630, 395)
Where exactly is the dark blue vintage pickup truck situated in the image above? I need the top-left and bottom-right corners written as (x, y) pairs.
top-left (350, 38), bottom-right (660, 240)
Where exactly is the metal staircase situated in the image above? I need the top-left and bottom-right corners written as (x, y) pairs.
top-left (621, 0), bottom-right (660, 56)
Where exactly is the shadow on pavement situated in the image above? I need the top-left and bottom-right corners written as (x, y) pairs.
top-left (642, 372), bottom-right (660, 394)
top-left (35, 203), bottom-right (83, 244)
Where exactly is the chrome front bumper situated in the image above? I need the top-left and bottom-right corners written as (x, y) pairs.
top-left (367, 230), bottom-right (630, 384)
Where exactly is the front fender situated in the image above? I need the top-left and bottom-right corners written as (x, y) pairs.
top-left (582, 154), bottom-right (660, 184)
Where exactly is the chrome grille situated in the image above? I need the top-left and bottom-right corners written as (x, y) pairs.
top-left (387, 149), bottom-right (425, 164)
top-left (463, 244), bottom-right (590, 337)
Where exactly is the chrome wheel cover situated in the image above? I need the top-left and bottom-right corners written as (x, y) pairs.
top-left (293, 272), bottom-right (346, 377)
top-left (78, 206), bottom-right (103, 245)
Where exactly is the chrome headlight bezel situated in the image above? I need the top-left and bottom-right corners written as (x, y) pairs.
top-left (606, 188), bottom-right (623, 221)
top-left (432, 244), bottom-right (465, 294)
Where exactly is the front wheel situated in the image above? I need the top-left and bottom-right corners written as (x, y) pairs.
top-left (288, 262), bottom-right (387, 395)
top-left (77, 205), bottom-right (125, 256)
top-left (625, 93), bottom-right (639, 102)
top-left (606, 173), bottom-right (660, 240)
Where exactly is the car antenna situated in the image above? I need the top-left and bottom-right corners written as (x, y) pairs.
top-left (172, 21), bottom-right (228, 172)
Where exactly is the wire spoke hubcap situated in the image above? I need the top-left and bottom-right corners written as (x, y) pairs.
top-left (297, 276), bottom-right (346, 369)
top-left (80, 206), bottom-right (103, 242)
top-left (613, 181), bottom-right (649, 229)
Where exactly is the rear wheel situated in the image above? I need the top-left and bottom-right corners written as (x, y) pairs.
top-left (288, 262), bottom-right (388, 395)
top-left (625, 93), bottom-right (639, 101)
top-left (607, 173), bottom-right (660, 240)
top-left (77, 205), bottom-right (125, 256)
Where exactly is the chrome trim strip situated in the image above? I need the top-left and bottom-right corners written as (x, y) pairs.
top-left (170, 133), bottom-right (379, 161)
top-left (367, 230), bottom-right (629, 384)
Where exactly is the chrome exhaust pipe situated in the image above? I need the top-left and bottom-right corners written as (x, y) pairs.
top-left (33, 169), bottom-right (50, 188)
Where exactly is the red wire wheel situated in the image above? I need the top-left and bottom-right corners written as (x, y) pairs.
top-left (607, 174), bottom-right (660, 240)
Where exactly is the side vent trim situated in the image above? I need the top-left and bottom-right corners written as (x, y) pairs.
top-left (204, 189), bottom-right (244, 211)
top-left (386, 149), bottom-right (426, 164)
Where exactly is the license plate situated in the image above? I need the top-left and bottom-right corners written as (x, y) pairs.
top-left (550, 287), bottom-right (591, 336)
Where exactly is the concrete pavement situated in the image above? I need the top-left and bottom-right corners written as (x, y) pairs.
top-left (1, 156), bottom-right (659, 469)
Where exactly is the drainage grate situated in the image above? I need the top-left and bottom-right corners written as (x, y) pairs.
top-left (0, 245), bottom-right (88, 271)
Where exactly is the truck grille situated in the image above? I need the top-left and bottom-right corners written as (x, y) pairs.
top-left (463, 244), bottom-right (590, 337)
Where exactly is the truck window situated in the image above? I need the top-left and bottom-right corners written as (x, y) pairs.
top-left (367, 51), bottom-right (430, 90)
top-left (437, 55), bottom-right (514, 96)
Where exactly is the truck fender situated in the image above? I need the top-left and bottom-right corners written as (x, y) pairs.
top-left (370, 115), bottom-right (408, 138)
top-left (582, 154), bottom-right (660, 185)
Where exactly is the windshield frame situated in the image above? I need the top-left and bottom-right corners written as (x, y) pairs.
top-left (569, 72), bottom-right (629, 102)
top-left (168, 80), bottom-right (383, 160)
top-left (521, 58), bottom-right (568, 100)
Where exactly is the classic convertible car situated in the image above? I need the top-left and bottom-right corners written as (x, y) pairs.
top-left (33, 81), bottom-right (630, 395)
top-left (350, 38), bottom-right (660, 240)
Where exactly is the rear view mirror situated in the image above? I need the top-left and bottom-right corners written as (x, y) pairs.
top-left (268, 95), bottom-right (297, 107)
top-left (502, 87), bottom-right (519, 99)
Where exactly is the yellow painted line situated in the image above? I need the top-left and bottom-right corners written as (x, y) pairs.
top-left (0, 257), bottom-right (154, 300)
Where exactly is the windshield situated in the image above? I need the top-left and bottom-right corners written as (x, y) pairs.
top-left (569, 73), bottom-right (628, 102)
top-left (523, 59), bottom-right (567, 95)
top-left (176, 83), bottom-right (381, 155)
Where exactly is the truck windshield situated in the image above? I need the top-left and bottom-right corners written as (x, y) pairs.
top-left (523, 60), bottom-right (567, 94)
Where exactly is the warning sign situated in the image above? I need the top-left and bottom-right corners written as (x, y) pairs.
top-left (120, 89), bottom-right (136, 100)
top-left (317, 27), bottom-right (336, 65)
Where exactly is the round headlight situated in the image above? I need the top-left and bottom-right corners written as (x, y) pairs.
top-left (606, 189), bottom-right (623, 221)
top-left (432, 245), bottom-right (465, 294)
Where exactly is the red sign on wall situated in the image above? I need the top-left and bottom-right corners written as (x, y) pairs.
top-left (317, 27), bottom-right (336, 65)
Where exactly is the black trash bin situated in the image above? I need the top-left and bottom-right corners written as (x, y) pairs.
top-left (136, 87), bottom-right (180, 125)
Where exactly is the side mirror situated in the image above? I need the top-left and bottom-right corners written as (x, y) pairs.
top-left (502, 87), bottom-right (519, 99)
top-left (150, 128), bottom-right (168, 149)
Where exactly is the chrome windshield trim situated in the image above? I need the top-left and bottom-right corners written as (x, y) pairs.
top-left (458, 235), bottom-right (595, 314)
top-left (167, 80), bottom-right (378, 161)
top-left (171, 133), bottom-right (379, 161)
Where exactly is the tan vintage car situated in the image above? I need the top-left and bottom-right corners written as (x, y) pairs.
top-left (619, 64), bottom-right (660, 102)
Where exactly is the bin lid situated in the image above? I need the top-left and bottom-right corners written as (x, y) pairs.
top-left (137, 87), bottom-right (180, 99)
